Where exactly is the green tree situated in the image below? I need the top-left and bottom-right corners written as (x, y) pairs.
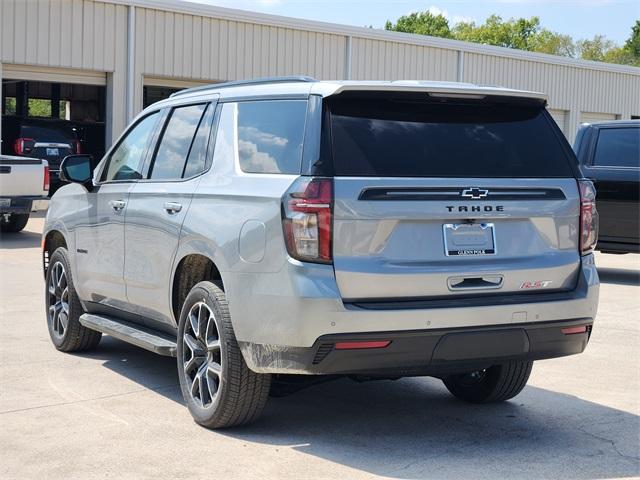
top-left (384, 9), bottom-right (640, 67)
top-left (530, 29), bottom-right (575, 57)
top-left (452, 15), bottom-right (542, 50)
top-left (576, 35), bottom-right (615, 61)
top-left (624, 20), bottom-right (640, 57)
top-left (385, 12), bottom-right (452, 38)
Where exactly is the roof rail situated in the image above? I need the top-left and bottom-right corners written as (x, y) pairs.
top-left (170, 76), bottom-right (318, 98)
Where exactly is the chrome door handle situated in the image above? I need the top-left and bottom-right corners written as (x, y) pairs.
top-left (164, 202), bottom-right (182, 214)
top-left (109, 200), bottom-right (126, 211)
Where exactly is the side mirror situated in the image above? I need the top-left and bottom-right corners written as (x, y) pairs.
top-left (60, 154), bottom-right (94, 191)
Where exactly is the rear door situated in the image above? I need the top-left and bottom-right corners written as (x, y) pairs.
top-left (123, 100), bottom-right (216, 327)
top-left (326, 94), bottom-right (582, 301)
top-left (581, 126), bottom-right (640, 245)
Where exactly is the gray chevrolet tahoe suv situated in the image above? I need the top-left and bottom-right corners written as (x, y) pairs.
top-left (43, 77), bottom-right (600, 428)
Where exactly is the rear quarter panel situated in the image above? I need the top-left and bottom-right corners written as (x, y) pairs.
top-left (174, 147), bottom-right (298, 334)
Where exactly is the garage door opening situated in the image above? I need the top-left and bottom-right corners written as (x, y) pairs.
top-left (2, 79), bottom-right (106, 176)
top-left (143, 85), bottom-right (183, 109)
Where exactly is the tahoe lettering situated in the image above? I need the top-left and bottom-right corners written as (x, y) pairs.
top-left (446, 205), bottom-right (505, 212)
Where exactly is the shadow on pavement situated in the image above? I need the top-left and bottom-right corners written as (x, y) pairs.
top-left (78, 336), bottom-right (639, 480)
top-left (597, 267), bottom-right (640, 286)
top-left (0, 230), bottom-right (43, 249)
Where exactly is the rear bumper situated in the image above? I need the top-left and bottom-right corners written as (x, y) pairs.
top-left (240, 318), bottom-right (593, 375)
top-left (596, 239), bottom-right (639, 254)
top-left (0, 196), bottom-right (45, 214)
top-left (228, 255), bottom-right (599, 373)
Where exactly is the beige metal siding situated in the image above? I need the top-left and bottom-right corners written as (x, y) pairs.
top-left (2, 64), bottom-right (106, 85)
top-left (580, 112), bottom-right (617, 123)
top-left (132, 7), bottom-right (347, 110)
top-left (548, 109), bottom-right (568, 135)
top-left (0, 0), bottom-right (127, 72)
top-left (0, 0), bottom-right (129, 142)
top-left (463, 53), bottom-right (638, 115)
top-left (133, 9), bottom-right (346, 87)
top-left (350, 38), bottom-right (458, 81)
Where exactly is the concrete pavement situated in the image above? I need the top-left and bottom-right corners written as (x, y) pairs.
top-left (1, 213), bottom-right (638, 479)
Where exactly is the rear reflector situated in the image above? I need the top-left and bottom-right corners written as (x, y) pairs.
top-left (561, 325), bottom-right (588, 335)
top-left (334, 340), bottom-right (391, 350)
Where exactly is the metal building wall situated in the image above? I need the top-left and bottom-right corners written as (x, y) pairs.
top-left (1, 0), bottom-right (639, 147)
top-left (132, 7), bottom-right (347, 113)
top-left (463, 53), bottom-right (639, 140)
top-left (0, 0), bottom-right (129, 141)
top-left (349, 38), bottom-right (459, 81)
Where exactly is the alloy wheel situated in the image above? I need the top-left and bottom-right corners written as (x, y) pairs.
top-left (182, 302), bottom-right (223, 408)
top-left (47, 262), bottom-right (69, 338)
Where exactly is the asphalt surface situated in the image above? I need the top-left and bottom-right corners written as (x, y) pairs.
top-left (1, 213), bottom-right (639, 479)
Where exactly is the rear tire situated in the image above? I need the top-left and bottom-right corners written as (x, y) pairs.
top-left (443, 360), bottom-right (533, 403)
top-left (177, 281), bottom-right (271, 429)
top-left (0, 213), bottom-right (29, 233)
top-left (45, 247), bottom-right (102, 352)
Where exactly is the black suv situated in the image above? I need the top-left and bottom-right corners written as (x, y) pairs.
top-left (574, 120), bottom-right (640, 253)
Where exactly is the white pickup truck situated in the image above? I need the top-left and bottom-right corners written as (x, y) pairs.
top-left (0, 154), bottom-right (49, 232)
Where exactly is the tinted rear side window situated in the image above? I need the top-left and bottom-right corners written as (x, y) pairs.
top-left (236, 100), bottom-right (307, 174)
top-left (593, 128), bottom-right (640, 168)
top-left (328, 98), bottom-right (575, 177)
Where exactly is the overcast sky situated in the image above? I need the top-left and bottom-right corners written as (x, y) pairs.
top-left (188, 0), bottom-right (639, 45)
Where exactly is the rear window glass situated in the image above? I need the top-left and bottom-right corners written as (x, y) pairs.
top-left (593, 128), bottom-right (640, 168)
top-left (328, 98), bottom-right (575, 178)
top-left (20, 124), bottom-right (78, 142)
top-left (236, 100), bottom-right (307, 174)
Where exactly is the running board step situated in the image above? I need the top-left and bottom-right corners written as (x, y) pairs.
top-left (79, 313), bottom-right (177, 357)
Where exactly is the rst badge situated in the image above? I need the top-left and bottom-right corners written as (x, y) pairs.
top-left (520, 280), bottom-right (553, 289)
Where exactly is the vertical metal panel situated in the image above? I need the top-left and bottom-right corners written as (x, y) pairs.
top-left (548, 109), bottom-right (568, 134)
top-left (350, 38), bottom-right (457, 81)
top-left (463, 52), bottom-right (639, 116)
top-left (131, 7), bottom-right (346, 82)
top-left (1, 0), bottom-right (126, 73)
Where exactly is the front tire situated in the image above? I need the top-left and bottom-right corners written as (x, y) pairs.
top-left (45, 248), bottom-right (102, 352)
top-left (177, 281), bottom-right (271, 429)
top-left (0, 213), bottom-right (29, 233)
top-left (443, 360), bottom-right (533, 403)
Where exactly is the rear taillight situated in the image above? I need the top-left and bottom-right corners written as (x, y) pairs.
top-left (578, 180), bottom-right (599, 255)
top-left (14, 138), bottom-right (35, 156)
top-left (73, 140), bottom-right (82, 154)
top-left (282, 177), bottom-right (333, 264)
top-left (43, 165), bottom-right (50, 192)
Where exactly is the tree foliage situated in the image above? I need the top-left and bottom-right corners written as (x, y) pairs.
top-left (384, 12), bottom-right (640, 67)
top-left (384, 12), bottom-right (452, 38)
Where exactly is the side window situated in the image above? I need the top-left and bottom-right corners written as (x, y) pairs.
top-left (593, 128), bottom-right (640, 168)
top-left (183, 104), bottom-right (215, 178)
top-left (149, 104), bottom-right (207, 180)
top-left (102, 112), bottom-right (159, 182)
top-left (235, 100), bottom-right (307, 174)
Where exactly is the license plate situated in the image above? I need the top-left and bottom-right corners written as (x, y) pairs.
top-left (0, 199), bottom-right (10, 207)
top-left (46, 148), bottom-right (59, 156)
top-left (443, 223), bottom-right (496, 256)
